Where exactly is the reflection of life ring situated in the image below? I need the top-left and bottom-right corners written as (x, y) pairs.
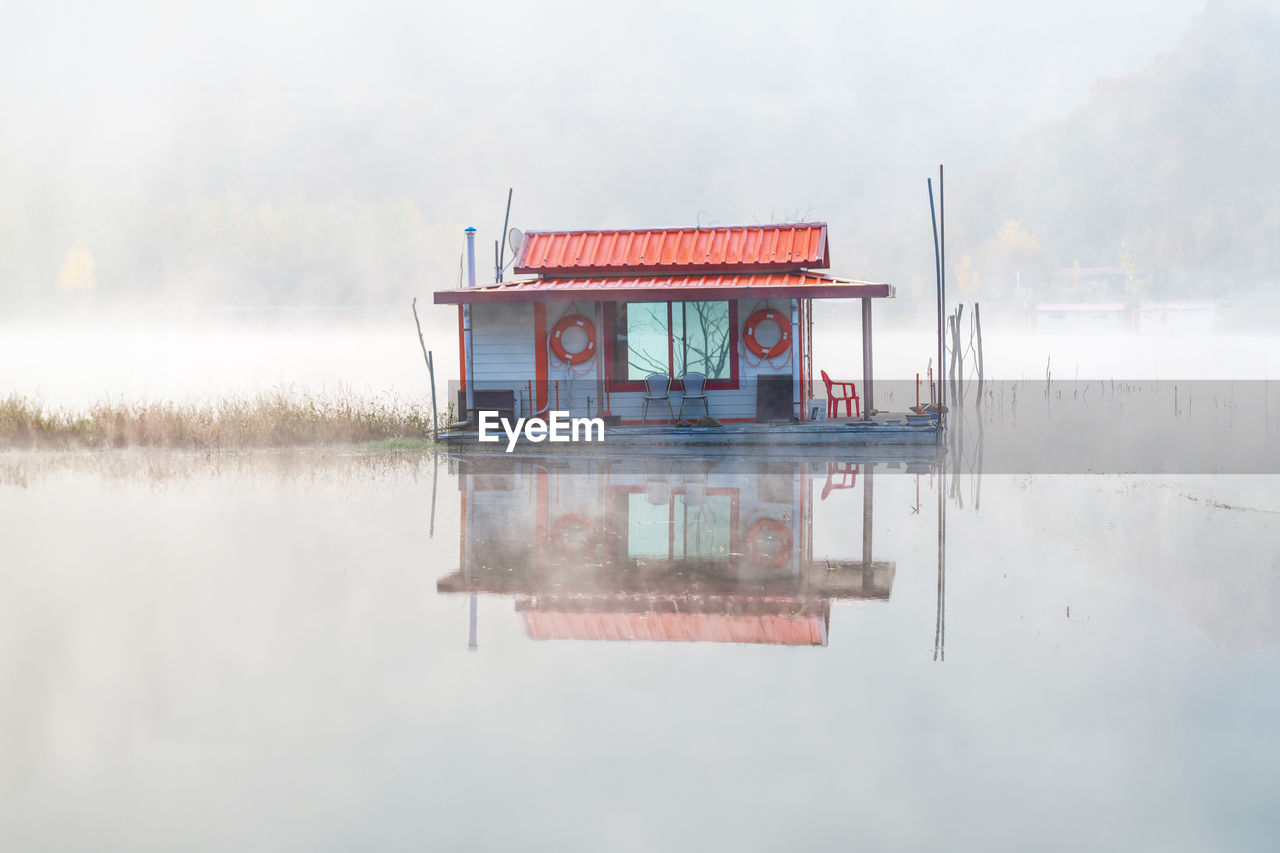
top-left (743, 309), bottom-right (791, 359)
top-left (744, 518), bottom-right (792, 567)
top-left (550, 315), bottom-right (596, 365)
top-left (551, 514), bottom-right (597, 554)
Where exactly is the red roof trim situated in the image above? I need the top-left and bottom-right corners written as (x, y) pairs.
top-left (513, 222), bottom-right (830, 275)
top-left (434, 273), bottom-right (893, 305)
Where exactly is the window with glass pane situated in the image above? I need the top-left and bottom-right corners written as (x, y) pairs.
top-left (624, 302), bottom-right (670, 381)
top-left (610, 301), bottom-right (733, 383)
top-left (673, 301), bottom-right (731, 379)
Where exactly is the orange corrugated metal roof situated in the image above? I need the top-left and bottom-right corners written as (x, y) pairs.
top-left (513, 223), bottom-right (829, 275)
top-left (521, 610), bottom-right (828, 646)
top-left (434, 272), bottom-right (893, 305)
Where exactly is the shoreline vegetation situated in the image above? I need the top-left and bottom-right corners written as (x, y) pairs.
top-left (0, 391), bottom-right (443, 451)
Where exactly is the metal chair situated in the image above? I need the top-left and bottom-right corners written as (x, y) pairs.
top-left (677, 372), bottom-right (710, 420)
top-left (820, 369), bottom-right (861, 418)
top-left (641, 373), bottom-right (675, 423)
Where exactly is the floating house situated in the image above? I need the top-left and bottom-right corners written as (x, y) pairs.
top-left (436, 453), bottom-right (931, 647)
top-left (434, 222), bottom-right (913, 434)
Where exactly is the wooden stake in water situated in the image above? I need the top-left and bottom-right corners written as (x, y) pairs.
top-left (412, 298), bottom-right (439, 442)
top-left (974, 302), bottom-right (985, 408)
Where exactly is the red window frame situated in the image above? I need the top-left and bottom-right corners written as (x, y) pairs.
top-left (603, 301), bottom-right (740, 393)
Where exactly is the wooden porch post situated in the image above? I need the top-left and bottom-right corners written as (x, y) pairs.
top-left (791, 298), bottom-right (802, 419)
top-left (861, 297), bottom-right (874, 419)
top-left (595, 301), bottom-right (606, 416)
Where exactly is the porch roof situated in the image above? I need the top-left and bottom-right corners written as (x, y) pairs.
top-left (434, 271), bottom-right (894, 305)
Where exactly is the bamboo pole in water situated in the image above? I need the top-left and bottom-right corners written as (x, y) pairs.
top-left (928, 179), bottom-right (943, 413)
top-left (974, 302), bottom-right (985, 408)
top-left (940, 164), bottom-right (947, 407)
top-left (412, 298), bottom-right (438, 442)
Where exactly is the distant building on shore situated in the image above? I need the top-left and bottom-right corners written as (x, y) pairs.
top-left (1032, 301), bottom-right (1218, 334)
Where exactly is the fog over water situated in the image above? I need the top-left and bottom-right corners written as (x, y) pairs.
top-left (1, 453), bottom-right (1278, 850)
top-left (4, 315), bottom-right (1278, 410)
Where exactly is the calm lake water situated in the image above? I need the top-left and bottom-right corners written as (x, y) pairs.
top-left (2, 447), bottom-right (1278, 851)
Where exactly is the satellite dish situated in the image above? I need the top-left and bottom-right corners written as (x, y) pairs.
top-left (508, 227), bottom-right (524, 256)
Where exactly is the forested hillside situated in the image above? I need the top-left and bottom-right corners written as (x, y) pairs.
top-left (946, 1), bottom-right (1280, 302)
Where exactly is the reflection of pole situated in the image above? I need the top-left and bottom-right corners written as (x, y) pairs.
top-left (791, 462), bottom-right (803, 578)
top-left (429, 450), bottom-right (439, 538)
top-left (860, 461), bottom-right (870, 568)
top-left (463, 469), bottom-right (476, 650)
top-left (934, 461), bottom-right (947, 662)
top-left (468, 593), bottom-right (478, 651)
top-left (802, 461), bottom-right (812, 579)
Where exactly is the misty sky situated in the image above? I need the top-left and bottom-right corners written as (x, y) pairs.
top-left (0, 0), bottom-right (1219, 296)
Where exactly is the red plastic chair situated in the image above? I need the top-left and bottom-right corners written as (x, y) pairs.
top-left (820, 370), bottom-right (861, 418)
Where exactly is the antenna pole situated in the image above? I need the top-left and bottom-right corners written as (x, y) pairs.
top-left (498, 187), bottom-right (513, 282)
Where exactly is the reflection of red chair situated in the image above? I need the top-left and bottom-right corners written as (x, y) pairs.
top-left (820, 370), bottom-right (861, 418)
top-left (821, 462), bottom-right (859, 500)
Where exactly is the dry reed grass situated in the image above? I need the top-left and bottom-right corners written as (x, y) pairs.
top-left (0, 390), bottom-right (439, 450)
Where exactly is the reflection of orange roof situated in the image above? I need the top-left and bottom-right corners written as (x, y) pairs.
top-left (522, 611), bottom-right (828, 646)
top-left (513, 223), bottom-right (829, 276)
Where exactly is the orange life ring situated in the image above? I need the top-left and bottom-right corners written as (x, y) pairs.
top-left (550, 315), bottom-right (596, 365)
top-left (744, 517), bottom-right (792, 568)
top-left (551, 514), bottom-right (597, 554)
top-left (743, 309), bottom-right (791, 359)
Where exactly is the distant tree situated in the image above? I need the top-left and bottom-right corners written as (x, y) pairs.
top-left (59, 249), bottom-right (96, 291)
top-left (954, 253), bottom-right (979, 294)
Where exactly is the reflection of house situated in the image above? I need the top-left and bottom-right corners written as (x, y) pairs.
top-left (436, 454), bottom-right (923, 647)
top-left (435, 223), bottom-right (894, 424)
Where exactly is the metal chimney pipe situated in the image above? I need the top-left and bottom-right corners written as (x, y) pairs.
top-left (465, 227), bottom-right (477, 288)
top-left (463, 227), bottom-right (477, 417)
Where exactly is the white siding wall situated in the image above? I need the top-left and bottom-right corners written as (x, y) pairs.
top-left (470, 302), bottom-right (535, 412)
top-left (469, 301), bottom-right (602, 420)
